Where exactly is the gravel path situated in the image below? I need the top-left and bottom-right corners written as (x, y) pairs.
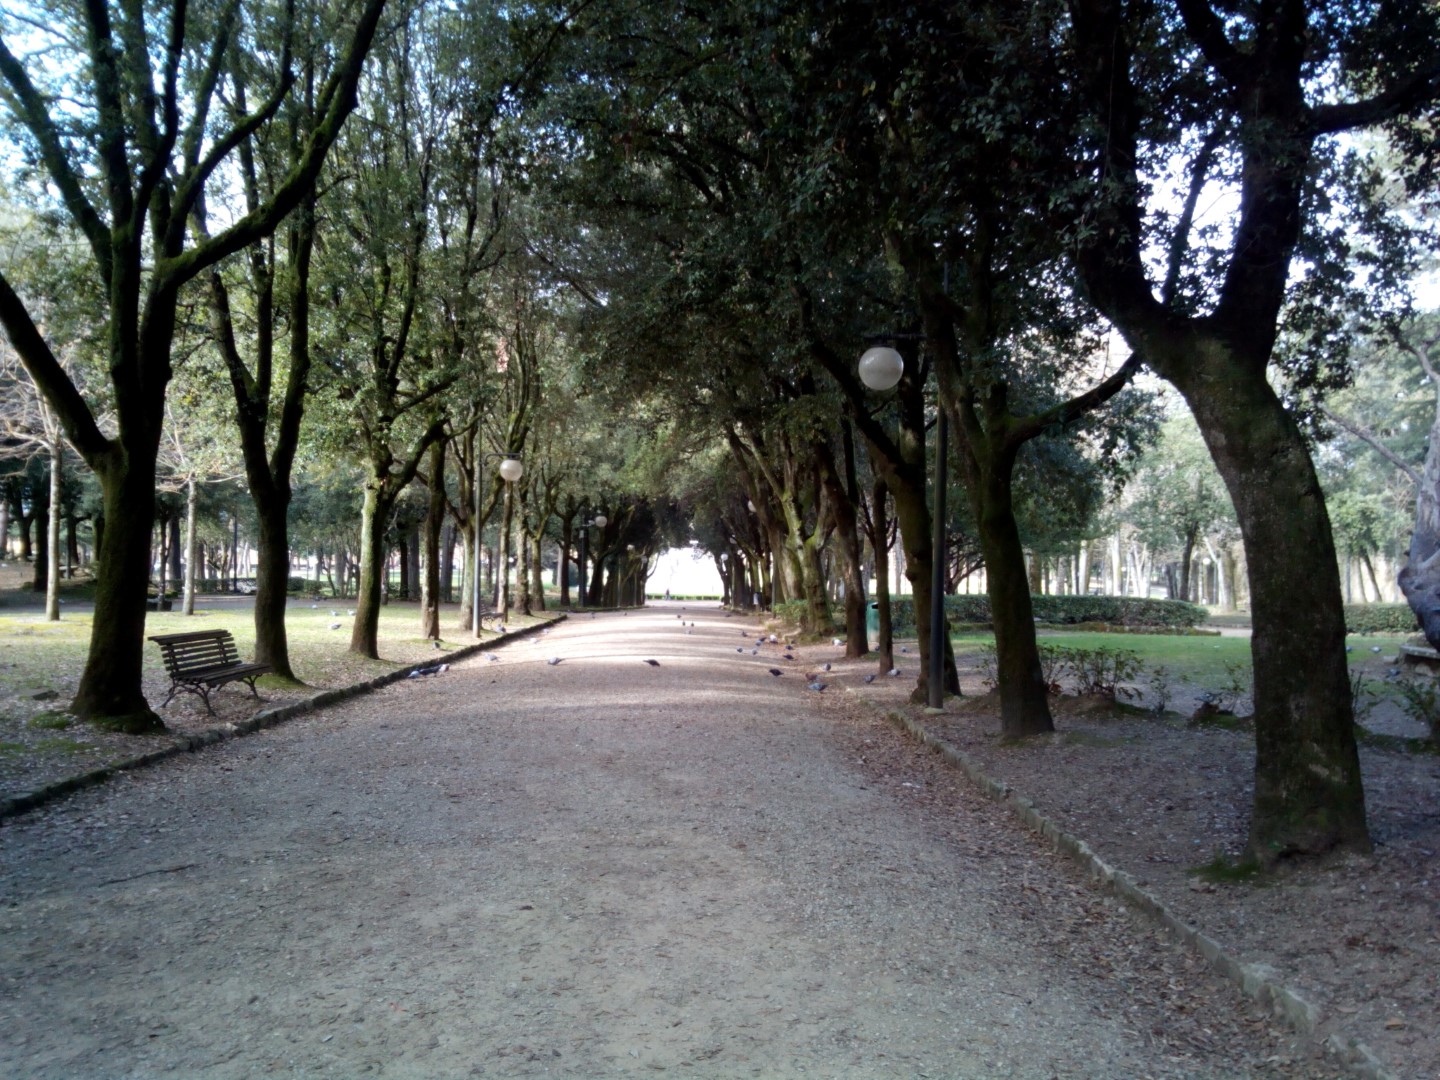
top-left (1, 605), bottom-right (1330, 1078)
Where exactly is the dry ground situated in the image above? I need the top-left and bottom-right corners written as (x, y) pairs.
top-left (0, 602), bottom-right (1366, 1079)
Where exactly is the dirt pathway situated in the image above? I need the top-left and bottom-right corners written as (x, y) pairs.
top-left (1, 605), bottom-right (1330, 1078)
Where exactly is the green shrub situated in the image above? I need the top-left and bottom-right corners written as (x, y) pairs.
top-left (771, 599), bottom-right (809, 628)
top-left (879, 594), bottom-right (1206, 636)
top-left (1055, 646), bottom-right (1142, 699)
top-left (1343, 603), bottom-right (1419, 635)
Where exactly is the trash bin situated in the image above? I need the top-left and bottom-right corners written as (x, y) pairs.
top-left (865, 601), bottom-right (880, 639)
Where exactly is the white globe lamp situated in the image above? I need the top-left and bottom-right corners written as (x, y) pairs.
top-left (858, 346), bottom-right (904, 391)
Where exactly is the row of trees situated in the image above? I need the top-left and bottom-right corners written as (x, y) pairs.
top-left (1, 0), bottom-right (1438, 867)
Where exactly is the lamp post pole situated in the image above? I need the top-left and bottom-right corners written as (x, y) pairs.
top-left (859, 344), bottom-right (947, 710)
top-left (474, 453), bottom-right (523, 637)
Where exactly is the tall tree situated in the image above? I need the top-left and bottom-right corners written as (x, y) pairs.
top-left (1065, 0), bottom-right (1440, 860)
top-left (0, 0), bottom-right (386, 730)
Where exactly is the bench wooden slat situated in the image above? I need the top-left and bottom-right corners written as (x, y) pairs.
top-left (149, 629), bottom-right (271, 716)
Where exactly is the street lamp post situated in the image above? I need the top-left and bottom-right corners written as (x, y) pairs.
top-left (576, 512), bottom-right (608, 607)
top-left (474, 453), bottom-right (524, 637)
top-left (858, 344), bottom-right (947, 711)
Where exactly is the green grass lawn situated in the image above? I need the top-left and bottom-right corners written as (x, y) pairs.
top-left (0, 598), bottom-right (543, 718)
top-left (949, 628), bottom-right (1414, 688)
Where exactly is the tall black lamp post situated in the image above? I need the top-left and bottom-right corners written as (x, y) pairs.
top-left (859, 344), bottom-right (947, 711)
top-left (474, 453), bottom-right (523, 637)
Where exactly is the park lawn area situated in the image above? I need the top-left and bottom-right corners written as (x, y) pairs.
top-left (0, 600), bottom-right (535, 725)
top-left (949, 628), bottom-right (1415, 689)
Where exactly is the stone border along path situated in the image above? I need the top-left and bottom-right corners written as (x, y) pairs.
top-left (0, 610), bottom-right (1353, 1080)
top-left (0, 620), bottom-right (560, 822)
top-left (882, 708), bottom-right (1397, 1080)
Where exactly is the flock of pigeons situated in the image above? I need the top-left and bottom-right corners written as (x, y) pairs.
top-left (400, 607), bottom-right (908, 691)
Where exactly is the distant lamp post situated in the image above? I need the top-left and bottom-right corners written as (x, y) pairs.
top-left (474, 453), bottom-right (523, 637)
top-left (577, 512), bottom-right (608, 607)
top-left (859, 341), bottom-right (947, 710)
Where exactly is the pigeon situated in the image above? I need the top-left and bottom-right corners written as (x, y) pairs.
top-left (751, 648), bottom-right (759, 655)
top-left (742, 630), bottom-right (749, 637)
top-left (347, 610), bottom-right (356, 616)
top-left (808, 681), bottom-right (827, 692)
top-left (900, 646), bottom-right (909, 654)
top-left (407, 663), bottom-right (450, 679)
top-left (783, 653), bottom-right (795, 661)
top-left (863, 674), bottom-right (877, 684)
top-left (888, 667), bottom-right (901, 677)
top-left (433, 640), bottom-right (443, 650)
top-left (768, 668), bottom-right (783, 677)
top-left (736, 647), bottom-right (744, 653)
top-left (769, 634), bottom-right (778, 643)
top-left (677, 614), bottom-right (683, 620)
top-left (496, 624), bottom-right (507, 632)
top-left (486, 653), bottom-right (500, 662)
top-left (547, 657), bottom-right (563, 665)
top-left (822, 663), bottom-right (831, 672)
top-left (831, 638), bottom-right (842, 647)
top-left (329, 622), bottom-right (341, 630)
top-left (310, 603), bottom-right (318, 609)
top-left (1371, 645), bottom-right (1382, 653)
top-left (644, 659), bottom-right (660, 667)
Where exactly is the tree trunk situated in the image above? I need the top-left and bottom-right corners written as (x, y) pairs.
top-left (350, 483), bottom-right (388, 659)
top-left (970, 453), bottom-right (1053, 737)
top-left (253, 492), bottom-right (296, 679)
top-left (823, 427), bottom-right (869, 657)
top-left (71, 451), bottom-right (163, 732)
top-left (45, 444), bottom-right (61, 621)
top-left (887, 472), bottom-right (959, 704)
top-left (183, 478), bottom-right (198, 616)
top-left (871, 478), bottom-right (895, 672)
top-left (498, 484), bottom-right (515, 617)
top-left (31, 471), bottom-right (49, 593)
top-left (559, 520), bottom-right (574, 607)
top-left (420, 440), bottom-right (444, 641)
top-left (1174, 346), bottom-right (1368, 862)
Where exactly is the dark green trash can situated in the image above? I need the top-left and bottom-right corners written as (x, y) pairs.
top-left (865, 601), bottom-right (880, 639)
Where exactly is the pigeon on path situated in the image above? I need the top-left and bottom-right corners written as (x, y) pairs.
top-left (329, 622), bottom-right (341, 630)
top-left (888, 667), bottom-right (901, 677)
top-left (863, 674), bottom-right (876, 684)
top-left (486, 653), bottom-right (500, 662)
top-left (643, 659), bottom-right (661, 667)
top-left (547, 657), bottom-right (563, 666)
top-left (736, 647), bottom-right (744, 653)
top-left (822, 663), bottom-right (831, 672)
top-left (808, 681), bottom-right (826, 692)
top-left (768, 668), bottom-right (783, 677)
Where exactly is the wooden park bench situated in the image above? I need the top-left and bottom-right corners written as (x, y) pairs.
top-left (149, 629), bottom-right (271, 716)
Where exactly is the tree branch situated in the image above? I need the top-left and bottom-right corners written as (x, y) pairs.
top-left (1320, 406), bottom-right (1421, 488)
top-left (0, 271), bottom-right (112, 463)
top-left (0, 36), bottom-right (110, 271)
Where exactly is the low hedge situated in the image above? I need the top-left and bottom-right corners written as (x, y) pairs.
top-left (877, 594), bottom-right (1207, 636)
top-left (1344, 603), bottom-right (1420, 635)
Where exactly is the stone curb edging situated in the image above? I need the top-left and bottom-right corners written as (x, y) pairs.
top-left (0, 617), bottom-right (564, 825)
top-left (876, 703), bottom-right (1398, 1080)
